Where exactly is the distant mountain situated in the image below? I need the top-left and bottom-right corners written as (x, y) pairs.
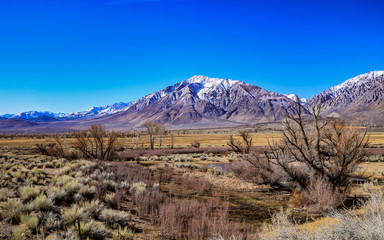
top-left (284, 94), bottom-right (307, 104)
top-left (1, 72), bottom-right (384, 133)
top-left (0, 119), bottom-right (39, 129)
top-left (1, 102), bottom-right (133, 121)
top-left (102, 75), bottom-right (299, 128)
top-left (1, 111), bottom-right (65, 120)
top-left (63, 102), bottom-right (133, 120)
top-left (307, 71), bottom-right (384, 121)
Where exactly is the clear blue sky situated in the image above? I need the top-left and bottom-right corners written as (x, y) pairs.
top-left (0, 0), bottom-right (383, 114)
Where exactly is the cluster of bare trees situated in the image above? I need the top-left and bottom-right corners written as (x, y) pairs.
top-left (36, 124), bottom-right (120, 162)
top-left (144, 121), bottom-right (167, 149)
top-left (235, 96), bottom-right (368, 211)
top-left (72, 124), bottom-right (119, 162)
top-left (227, 130), bottom-right (253, 153)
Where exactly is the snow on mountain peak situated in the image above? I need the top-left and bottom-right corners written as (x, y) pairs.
top-left (328, 71), bottom-right (384, 95)
top-left (284, 94), bottom-right (307, 104)
top-left (184, 76), bottom-right (239, 101)
top-left (186, 75), bottom-right (238, 86)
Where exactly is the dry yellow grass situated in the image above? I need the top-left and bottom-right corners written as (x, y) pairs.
top-left (1, 131), bottom-right (382, 149)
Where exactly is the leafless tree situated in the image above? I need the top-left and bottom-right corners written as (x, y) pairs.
top-left (170, 133), bottom-right (175, 149)
top-left (155, 123), bottom-right (166, 147)
top-left (132, 130), bottom-right (140, 149)
top-left (145, 121), bottom-right (156, 149)
top-left (244, 95), bottom-right (369, 210)
top-left (36, 136), bottom-right (67, 159)
top-left (227, 130), bottom-right (253, 153)
top-left (72, 124), bottom-right (119, 163)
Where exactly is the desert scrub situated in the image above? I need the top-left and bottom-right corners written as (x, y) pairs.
top-left (104, 193), bottom-right (116, 205)
top-left (11, 225), bottom-right (31, 240)
top-left (104, 179), bottom-right (118, 191)
top-left (75, 220), bottom-right (110, 240)
top-left (62, 180), bottom-right (82, 195)
top-left (100, 208), bottom-right (130, 228)
top-left (47, 187), bottom-right (67, 204)
top-left (119, 181), bottom-right (130, 191)
top-left (78, 176), bottom-right (91, 185)
top-left (20, 186), bottom-right (40, 201)
top-left (33, 194), bottom-right (54, 211)
top-left (0, 188), bottom-right (10, 201)
top-left (44, 161), bottom-right (54, 168)
top-left (59, 166), bottom-right (71, 175)
top-left (62, 204), bottom-right (87, 225)
top-left (82, 199), bottom-right (104, 219)
top-left (130, 182), bottom-right (147, 195)
top-left (78, 185), bottom-right (96, 198)
top-left (52, 175), bottom-right (74, 186)
top-left (42, 211), bottom-right (63, 232)
top-left (200, 153), bottom-right (209, 160)
top-left (113, 226), bottom-right (135, 240)
top-left (0, 199), bottom-right (29, 223)
top-left (20, 213), bottom-right (39, 230)
top-left (12, 172), bottom-right (23, 182)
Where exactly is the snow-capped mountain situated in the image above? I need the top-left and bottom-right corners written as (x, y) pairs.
top-left (2, 71), bottom-right (384, 132)
top-left (284, 94), bottom-right (307, 104)
top-left (105, 75), bottom-right (300, 128)
top-left (1, 111), bottom-right (66, 120)
top-left (307, 71), bottom-right (384, 120)
top-left (64, 102), bottom-right (133, 119)
top-left (1, 102), bottom-right (133, 121)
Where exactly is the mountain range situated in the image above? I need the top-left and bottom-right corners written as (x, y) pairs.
top-left (1, 71), bottom-right (383, 132)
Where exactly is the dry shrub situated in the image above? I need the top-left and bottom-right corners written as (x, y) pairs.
top-left (263, 186), bottom-right (384, 240)
top-left (243, 97), bottom-right (368, 211)
top-left (118, 147), bottom-right (229, 160)
top-left (92, 180), bottom-right (107, 201)
top-left (180, 174), bottom-right (212, 195)
top-left (159, 199), bottom-right (243, 239)
top-left (134, 187), bottom-right (167, 218)
top-left (289, 179), bottom-right (345, 213)
top-left (103, 162), bottom-right (154, 187)
top-left (36, 137), bottom-right (78, 160)
top-left (191, 140), bottom-right (201, 148)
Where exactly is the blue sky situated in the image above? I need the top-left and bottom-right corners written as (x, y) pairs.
top-left (0, 0), bottom-right (383, 114)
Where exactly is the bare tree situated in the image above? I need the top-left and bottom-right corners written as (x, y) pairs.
top-left (36, 136), bottom-right (67, 159)
top-left (244, 96), bottom-right (368, 210)
top-left (227, 130), bottom-right (253, 153)
top-left (170, 133), bottom-right (175, 149)
top-left (132, 130), bottom-right (140, 149)
top-left (155, 123), bottom-right (166, 148)
top-left (145, 121), bottom-right (156, 149)
top-left (72, 124), bottom-right (119, 163)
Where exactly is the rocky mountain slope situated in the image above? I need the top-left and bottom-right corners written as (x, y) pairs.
top-left (1, 71), bottom-right (384, 132)
top-left (101, 75), bottom-right (298, 129)
top-left (307, 71), bottom-right (384, 122)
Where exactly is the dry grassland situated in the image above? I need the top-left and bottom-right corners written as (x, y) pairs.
top-left (1, 131), bottom-right (382, 149)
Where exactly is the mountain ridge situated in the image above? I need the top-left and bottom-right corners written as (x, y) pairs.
top-left (1, 71), bottom-right (384, 132)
